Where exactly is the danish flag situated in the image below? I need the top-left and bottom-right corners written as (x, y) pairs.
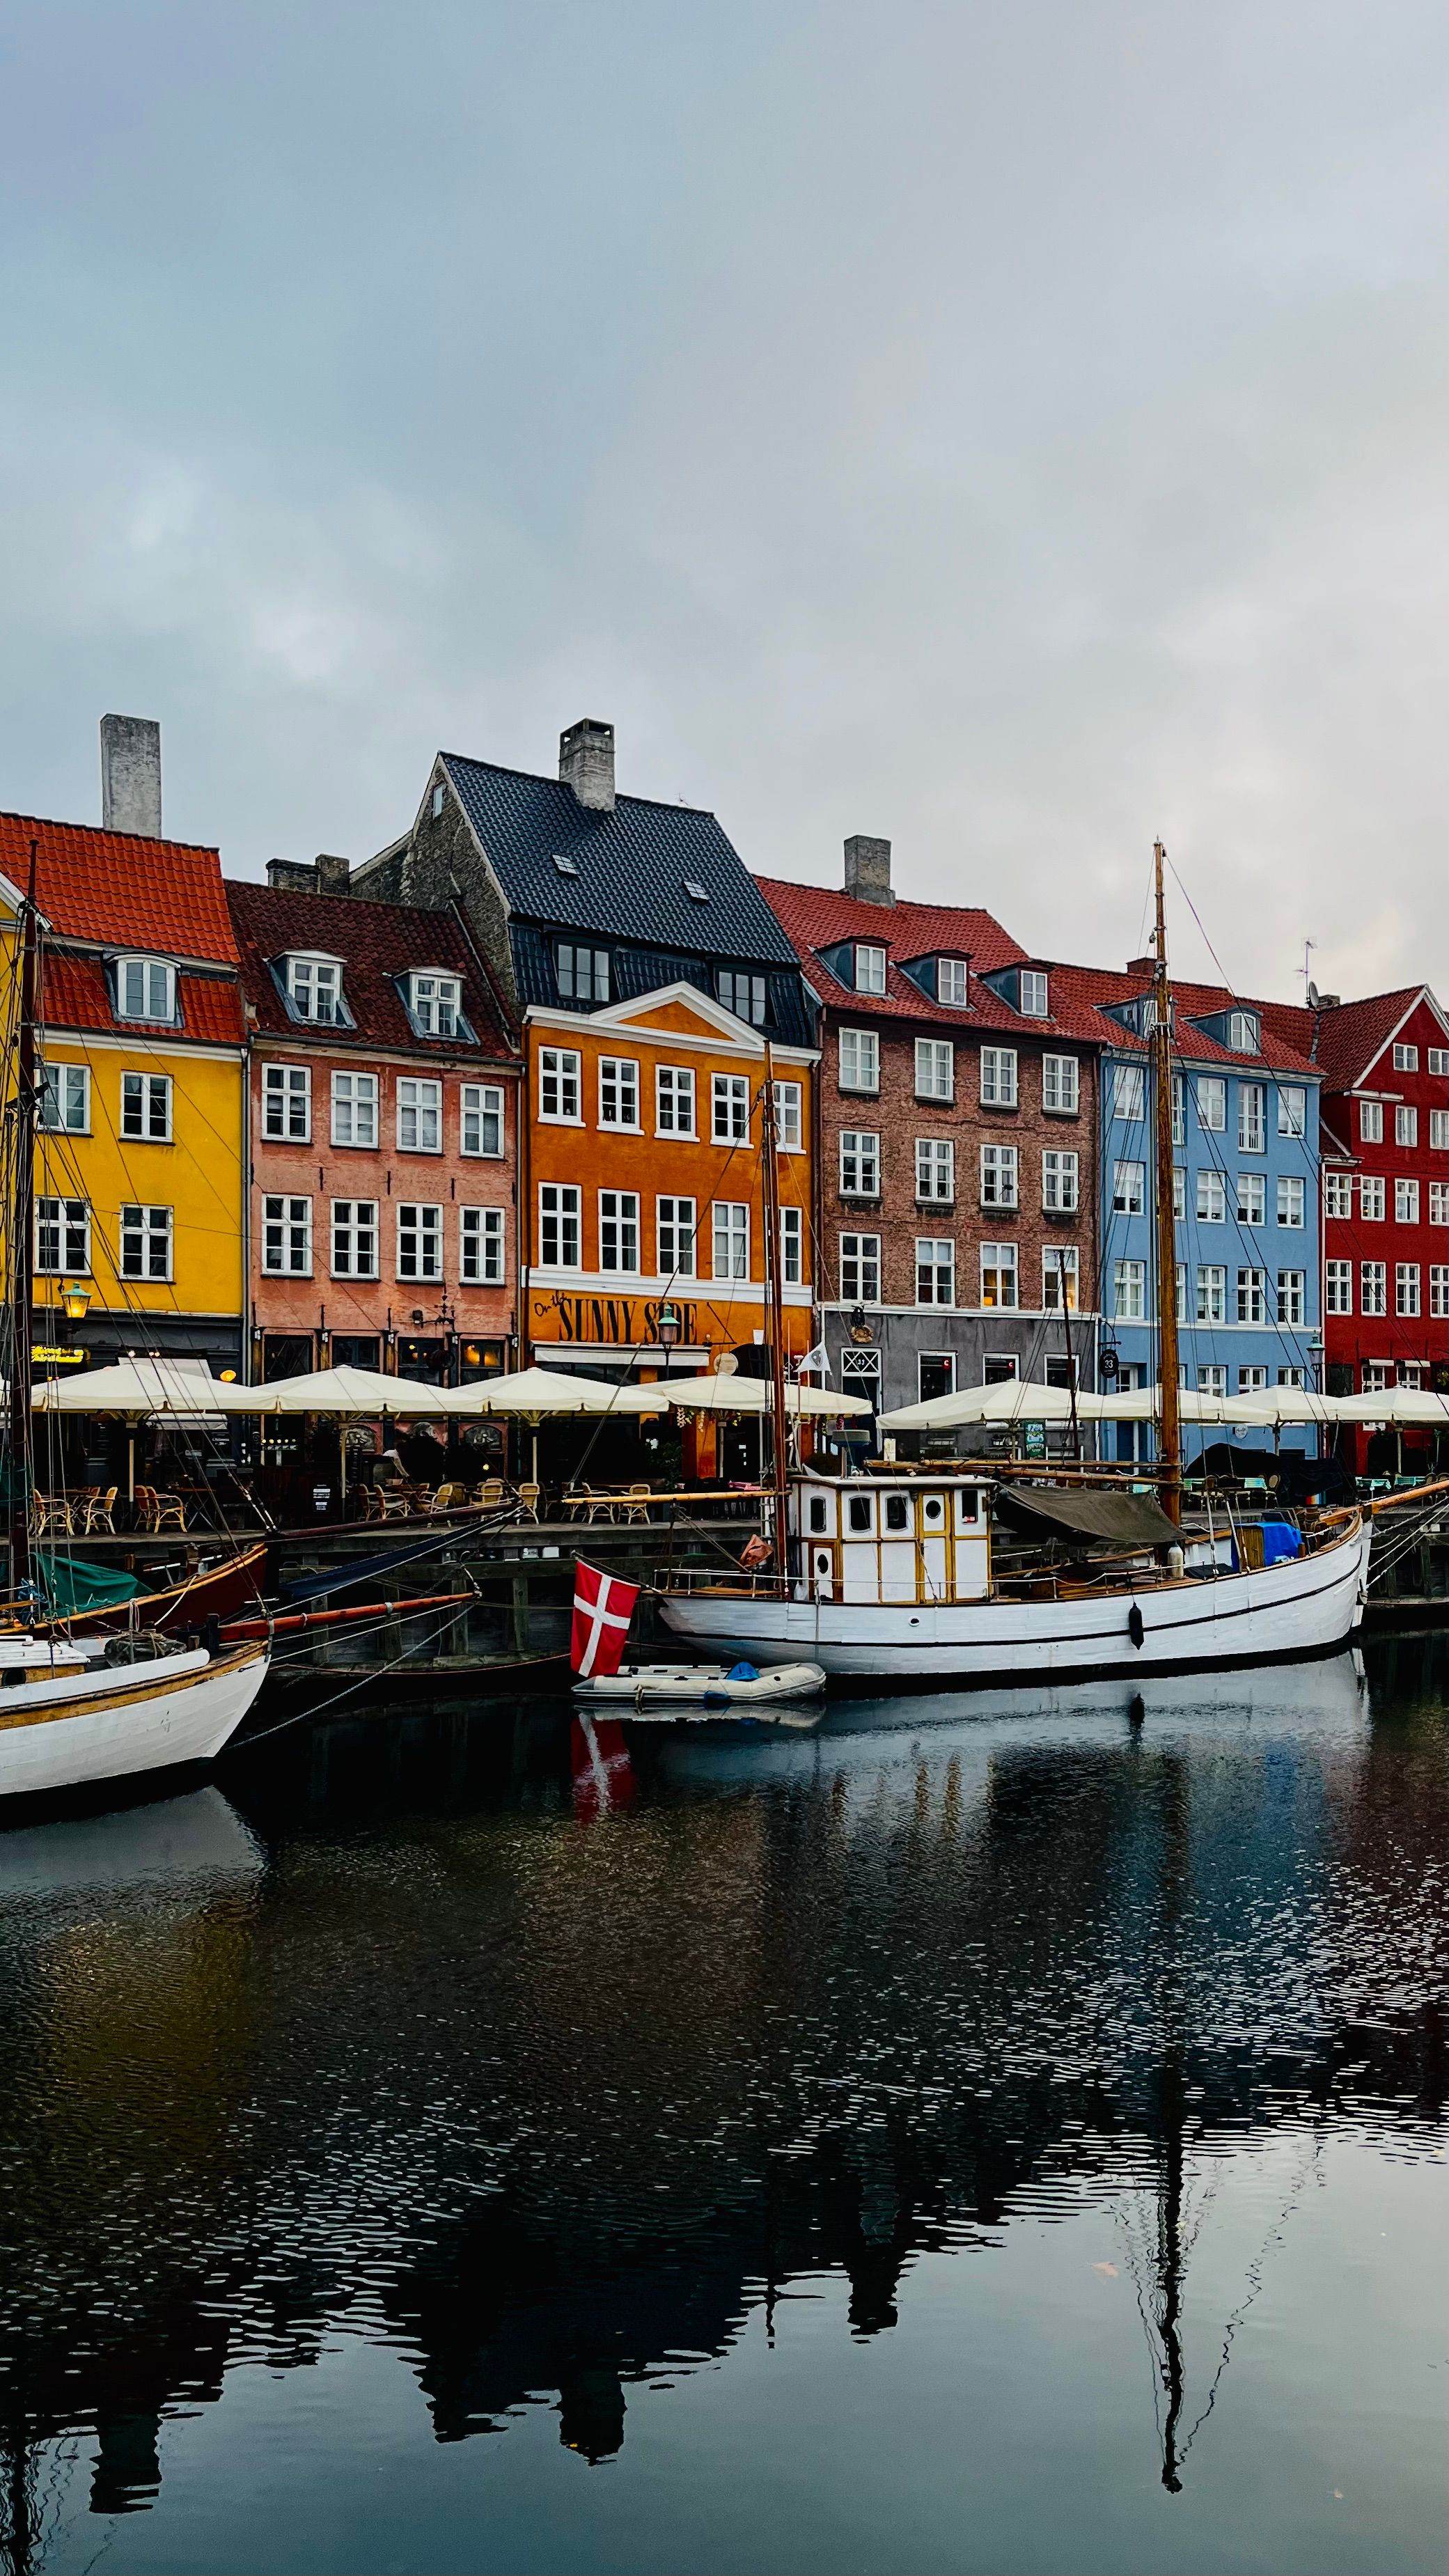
top-left (570, 1561), bottom-right (640, 1678)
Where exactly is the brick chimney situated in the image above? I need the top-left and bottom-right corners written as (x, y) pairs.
top-left (264, 854), bottom-right (352, 895)
top-left (559, 717), bottom-right (615, 813)
top-left (844, 834), bottom-right (893, 907)
top-left (100, 715), bottom-right (162, 837)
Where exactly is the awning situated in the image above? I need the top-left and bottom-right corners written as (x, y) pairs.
top-left (993, 1485), bottom-right (1180, 1548)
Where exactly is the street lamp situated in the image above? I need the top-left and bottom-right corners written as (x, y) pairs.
top-left (657, 1301), bottom-right (682, 1383)
top-left (61, 1281), bottom-right (91, 1325)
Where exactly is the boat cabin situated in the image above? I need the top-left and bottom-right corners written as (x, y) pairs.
top-left (789, 1472), bottom-right (992, 1605)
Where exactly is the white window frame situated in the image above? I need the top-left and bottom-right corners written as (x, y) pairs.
top-left (38, 1063), bottom-right (91, 1134)
top-left (1196, 1076), bottom-right (1226, 1132)
top-left (916, 1137), bottom-right (954, 1202)
top-left (915, 1237), bottom-right (955, 1307)
top-left (1113, 1160), bottom-right (1145, 1217)
top-left (116, 955), bottom-right (176, 1024)
top-left (1236, 1171), bottom-right (1266, 1226)
top-left (1042, 1148), bottom-right (1078, 1212)
top-left (854, 944), bottom-right (886, 995)
top-left (1196, 1168), bottom-right (1226, 1224)
top-left (396, 1077), bottom-right (442, 1154)
top-left (539, 1182), bottom-right (581, 1270)
top-left (598, 1189), bottom-right (641, 1275)
top-left (1325, 1260), bottom-right (1353, 1316)
top-left (120, 1201), bottom-right (174, 1281)
top-left (773, 1080), bottom-right (803, 1150)
top-left (916, 1039), bottom-right (954, 1102)
top-left (1430, 1181), bottom-right (1449, 1226)
top-left (1396, 1262), bottom-right (1420, 1318)
top-left (330, 1070), bottom-right (378, 1149)
top-left (657, 1196), bottom-right (696, 1279)
top-left (396, 1201), bottom-right (444, 1282)
top-left (407, 970), bottom-right (462, 1038)
top-left (262, 1195), bottom-right (313, 1277)
top-left (284, 953), bottom-right (345, 1026)
top-left (1042, 1054), bottom-right (1079, 1115)
top-left (598, 1057), bottom-right (641, 1131)
top-left (1042, 1246), bottom-right (1079, 1311)
top-left (1113, 1063), bottom-right (1146, 1123)
top-left (712, 1201), bottom-right (750, 1281)
top-left (780, 1205), bottom-right (804, 1286)
top-left (981, 1241), bottom-right (1019, 1311)
top-left (1324, 1171), bottom-right (1353, 1220)
top-left (460, 1206), bottom-right (506, 1285)
top-left (120, 1070), bottom-right (172, 1143)
top-left (1360, 1176), bottom-right (1386, 1222)
top-left (1113, 1258), bottom-right (1145, 1322)
top-left (539, 1048), bottom-right (583, 1123)
top-left (1393, 1043), bottom-right (1418, 1072)
top-left (1196, 1264), bottom-right (1226, 1324)
top-left (1396, 1178), bottom-right (1420, 1225)
top-left (1019, 969), bottom-right (1049, 1017)
top-left (263, 1061), bottom-right (311, 1143)
top-left (1278, 1086), bottom-right (1308, 1137)
top-left (1277, 1269), bottom-right (1306, 1327)
top-left (840, 1130), bottom-right (881, 1197)
top-left (838, 1028), bottom-right (879, 1094)
top-left (1429, 1264), bottom-right (1449, 1318)
top-left (1276, 1175), bottom-right (1305, 1228)
top-left (1396, 1106), bottom-right (1418, 1149)
top-left (460, 1082), bottom-right (504, 1158)
top-left (937, 958), bottom-right (969, 1007)
top-left (35, 1196), bottom-right (90, 1274)
top-left (980, 1047), bottom-right (1017, 1108)
top-left (1431, 1110), bottom-right (1449, 1150)
top-left (980, 1143), bottom-right (1018, 1209)
top-left (1235, 1267), bottom-right (1267, 1325)
top-left (1237, 1084), bottom-right (1265, 1153)
top-left (330, 1199), bottom-right (379, 1279)
top-left (840, 1233), bottom-right (881, 1305)
top-left (656, 1065), bottom-right (696, 1137)
top-left (1359, 1098), bottom-right (1384, 1144)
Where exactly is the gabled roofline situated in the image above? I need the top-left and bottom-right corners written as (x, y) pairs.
top-left (1342, 986), bottom-right (1449, 1090)
top-left (525, 978), bottom-right (819, 1060)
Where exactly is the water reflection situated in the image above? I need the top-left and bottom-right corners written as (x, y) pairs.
top-left (0, 1639), bottom-right (1444, 2570)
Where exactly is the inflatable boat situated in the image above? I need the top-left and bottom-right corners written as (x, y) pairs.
top-left (572, 1658), bottom-right (827, 1710)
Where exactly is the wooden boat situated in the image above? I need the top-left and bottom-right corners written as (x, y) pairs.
top-left (0, 1633), bottom-right (269, 1798)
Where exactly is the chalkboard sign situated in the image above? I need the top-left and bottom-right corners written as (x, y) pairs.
top-left (1023, 1419), bottom-right (1047, 1459)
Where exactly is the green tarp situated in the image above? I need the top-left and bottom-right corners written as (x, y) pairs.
top-left (37, 1553), bottom-right (145, 1616)
top-left (994, 1484), bottom-right (1180, 1549)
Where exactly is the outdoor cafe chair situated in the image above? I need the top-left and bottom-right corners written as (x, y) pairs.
top-left (431, 1483), bottom-right (469, 1515)
top-left (150, 1490), bottom-right (188, 1534)
top-left (471, 1477), bottom-right (506, 1511)
top-left (82, 1486), bottom-right (118, 1536)
top-left (615, 1483), bottom-right (654, 1524)
top-left (30, 1493), bottom-right (74, 1539)
top-left (512, 1481), bottom-right (541, 1522)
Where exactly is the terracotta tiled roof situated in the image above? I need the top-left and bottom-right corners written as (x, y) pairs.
top-left (755, 877), bottom-right (1074, 1036)
top-left (1037, 960), bottom-right (1321, 1075)
top-left (226, 880), bottom-right (515, 1057)
top-left (1, 811), bottom-right (238, 964)
top-left (38, 952), bottom-right (245, 1044)
top-left (1305, 988), bottom-right (1426, 1090)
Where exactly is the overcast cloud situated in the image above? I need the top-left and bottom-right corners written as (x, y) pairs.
top-left (0, 0), bottom-right (1443, 999)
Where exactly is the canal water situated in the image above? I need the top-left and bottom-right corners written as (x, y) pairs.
top-left (0, 1638), bottom-right (1444, 2576)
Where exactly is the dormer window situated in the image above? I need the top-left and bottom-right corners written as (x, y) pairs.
top-left (116, 957), bottom-right (176, 1023)
top-left (285, 955), bottom-right (345, 1024)
top-left (855, 944), bottom-right (886, 995)
top-left (1227, 1010), bottom-right (1259, 1053)
top-left (1019, 969), bottom-right (1049, 1017)
top-left (408, 970), bottom-right (462, 1037)
top-left (937, 958), bottom-right (969, 1007)
top-left (684, 879), bottom-right (710, 903)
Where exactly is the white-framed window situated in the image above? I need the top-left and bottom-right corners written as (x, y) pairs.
top-left (1278, 1086), bottom-right (1308, 1137)
top-left (1174, 1263), bottom-right (1190, 1325)
top-left (1277, 1269), bottom-right (1306, 1326)
top-left (396, 1077), bottom-right (442, 1153)
top-left (915, 1238), bottom-right (955, 1306)
top-left (407, 970), bottom-right (462, 1037)
top-left (1276, 1176), bottom-right (1305, 1228)
top-left (1236, 1171), bottom-right (1266, 1225)
top-left (557, 943), bottom-right (610, 1003)
top-left (1396, 1263), bottom-right (1420, 1317)
top-left (937, 958), bottom-right (969, 1006)
top-left (839, 1130), bottom-right (881, 1196)
top-left (840, 1233), bottom-right (880, 1304)
top-left (1277, 1367), bottom-right (1307, 1389)
top-left (38, 1063), bottom-right (89, 1133)
top-left (773, 1080), bottom-right (803, 1150)
top-left (330, 1199), bottom-right (378, 1279)
top-left (712, 1073), bottom-right (751, 1143)
top-left (263, 1062), bottom-right (311, 1143)
top-left (1361, 1260), bottom-right (1387, 1317)
top-left (1173, 1166), bottom-right (1186, 1219)
top-left (656, 1065), bottom-right (696, 1136)
top-left (460, 1082), bottom-right (503, 1157)
top-left (1432, 1110), bottom-right (1449, 1150)
top-left (1019, 969), bottom-right (1049, 1017)
top-left (397, 1203), bottom-right (443, 1281)
top-left (838, 1027), bottom-right (879, 1093)
top-left (1324, 1171), bottom-right (1353, 1219)
top-left (980, 1046), bottom-right (1017, 1108)
top-left (285, 955), bottom-right (344, 1025)
top-left (1113, 1160), bottom-right (1145, 1215)
top-left (1326, 1260), bottom-right (1354, 1316)
top-left (716, 969), bottom-right (766, 1026)
top-left (120, 1071), bottom-right (171, 1141)
top-left (539, 1047), bottom-right (583, 1123)
top-left (1430, 1264), bottom-right (1449, 1318)
top-left (460, 1206), bottom-right (505, 1284)
top-left (598, 1057), bottom-right (641, 1130)
top-left (980, 1143), bottom-right (1018, 1208)
top-left (1196, 1265), bottom-right (1226, 1324)
top-left (1197, 1075), bottom-right (1225, 1130)
top-left (780, 1205), bottom-right (804, 1286)
top-left (1363, 1360), bottom-right (1393, 1393)
top-left (116, 956), bottom-right (176, 1023)
top-left (1198, 1365), bottom-right (1228, 1399)
top-left (1227, 1010), bottom-right (1259, 1053)
top-left (1235, 1267), bottom-right (1267, 1325)
top-left (1170, 1072), bottom-right (1185, 1145)
top-left (1042, 1245), bottom-right (1079, 1311)
top-left (712, 1201), bottom-right (750, 1280)
top-left (1359, 1098), bottom-right (1383, 1143)
top-left (120, 1202), bottom-right (173, 1281)
top-left (657, 1196), bottom-right (696, 1278)
top-left (261, 1195), bottom-right (311, 1277)
top-left (981, 1242), bottom-right (1018, 1309)
top-left (1113, 1258), bottom-right (1145, 1321)
top-left (1113, 1063), bottom-right (1145, 1122)
top-left (1429, 1048), bottom-right (1449, 1077)
top-left (539, 1182), bottom-right (581, 1269)
top-left (1397, 1105), bottom-right (1418, 1148)
top-left (331, 1070), bottom-right (378, 1148)
top-left (1042, 1148), bottom-right (1079, 1212)
top-left (1393, 1043), bottom-right (1419, 1072)
top-left (1197, 1168), bottom-right (1226, 1223)
top-left (1042, 1053), bottom-right (1079, 1115)
top-left (1396, 1178), bottom-right (1420, 1224)
top-left (854, 944), bottom-right (886, 994)
top-left (1360, 1176), bottom-right (1386, 1221)
top-left (916, 1038), bottom-right (954, 1101)
top-left (598, 1189), bottom-right (640, 1274)
top-left (431, 781), bottom-right (445, 818)
top-left (1237, 1084), bottom-right (1265, 1153)
top-left (916, 1138), bottom-right (954, 1201)
top-left (1239, 1364), bottom-right (1269, 1394)
top-left (1431, 1181), bottom-right (1449, 1226)
top-left (35, 1197), bottom-right (89, 1274)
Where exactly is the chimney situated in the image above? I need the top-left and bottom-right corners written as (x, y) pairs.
top-left (100, 715), bottom-right (162, 838)
top-left (844, 834), bottom-right (893, 907)
top-left (315, 854), bottom-right (350, 896)
top-left (559, 717), bottom-right (615, 813)
top-left (267, 857), bottom-right (321, 892)
top-left (1127, 953), bottom-right (1155, 978)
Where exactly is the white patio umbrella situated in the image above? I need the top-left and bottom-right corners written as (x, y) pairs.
top-left (31, 1357), bottom-right (276, 1414)
top-left (263, 1364), bottom-right (444, 1415)
top-left (1226, 1387), bottom-right (1347, 1431)
top-left (879, 1380), bottom-right (1078, 1432)
top-left (1086, 1384), bottom-right (1242, 1424)
top-left (616, 1371), bottom-right (871, 1417)
top-left (1330, 1387), bottom-right (1449, 1425)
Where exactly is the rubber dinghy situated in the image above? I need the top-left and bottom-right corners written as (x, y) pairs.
top-left (572, 1658), bottom-right (827, 1710)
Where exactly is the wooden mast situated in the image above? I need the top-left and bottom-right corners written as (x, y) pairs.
top-left (1151, 841), bottom-right (1182, 1525)
top-left (760, 1041), bottom-right (790, 1578)
top-left (8, 841), bottom-right (38, 1596)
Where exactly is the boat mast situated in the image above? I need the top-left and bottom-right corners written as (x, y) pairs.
top-left (1057, 1247), bottom-right (1081, 1463)
top-left (1151, 841), bottom-right (1182, 1525)
top-left (7, 841), bottom-right (38, 1598)
top-left (760, 1041), bottom-right (790, 1578)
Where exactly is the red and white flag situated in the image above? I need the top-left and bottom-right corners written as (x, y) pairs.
top-left (570, 1560), bottom-right (640, 1677)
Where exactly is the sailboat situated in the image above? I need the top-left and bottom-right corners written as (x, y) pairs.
top-left (1, 845), bottom-right (269, 1800)
top-left (657, 847), bottom-right (1374, 1685)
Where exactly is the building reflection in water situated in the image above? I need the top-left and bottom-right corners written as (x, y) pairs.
top-left (0, 1637), bottom-right (1445, 2566)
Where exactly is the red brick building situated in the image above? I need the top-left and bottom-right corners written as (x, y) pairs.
top-left (227, 870), bottom-right (519, 1386)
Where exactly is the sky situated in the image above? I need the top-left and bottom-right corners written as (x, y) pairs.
top-left (0, 0), bottom-right (1443, 1003)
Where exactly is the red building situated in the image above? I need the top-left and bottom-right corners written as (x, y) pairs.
top-left (226, 869), bottom-right (519, 1386)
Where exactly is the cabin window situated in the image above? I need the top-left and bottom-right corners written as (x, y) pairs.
top-left (847, 1494), bottom-right (874, 1534)
top-left (808, 1494), bottom-right (829, 1533)
top-left (923, 1494), bottom-right (945, 1527)
top-left (954, 1490), bottom-right (980, 1530)
top-left (884, 1494), bottom-right (910, 1532)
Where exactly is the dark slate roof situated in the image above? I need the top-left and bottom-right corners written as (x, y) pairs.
top-left (441, 756), bottom-right (798, 967)
top-left (511, 926), bottom-right (814, 1048)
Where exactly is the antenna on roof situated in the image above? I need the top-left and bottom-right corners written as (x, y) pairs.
top-left (1298, 937), bottom-right (1316, 997)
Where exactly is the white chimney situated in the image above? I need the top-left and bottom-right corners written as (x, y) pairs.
top-left (100, 715), bottom-right (162, 838)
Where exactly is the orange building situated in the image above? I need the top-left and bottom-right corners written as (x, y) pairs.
top-left (523, 983), bottom-right (816, 1376)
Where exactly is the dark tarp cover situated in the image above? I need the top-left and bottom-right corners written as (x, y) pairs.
top-left (994, 1485), bottom-right (1180, 1549)
top-left (38, 1553), bottom-right (145, 1615)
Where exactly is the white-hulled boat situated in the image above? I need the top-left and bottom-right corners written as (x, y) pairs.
top-left (0, 1632), bottom-right (269, 1798)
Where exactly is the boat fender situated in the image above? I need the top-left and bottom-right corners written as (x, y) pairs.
top-left (726, 1662), bottom-right (760, 1682)
top-left (1128, 1602), bottom-right (1145, 1649)
top-left (739, 1536), bottom-right (771, 1570)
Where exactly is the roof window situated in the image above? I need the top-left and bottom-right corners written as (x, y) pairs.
top-left (284, 954), bottom-right (346, 1026)
top-left (855, 944), bottom-right (887, 995)
top-left (407, 970), bottom-right (463, 1038)
top-left (937, 958), bottom-right (969, 1007)
top-left (431, 783), bottom-right (445, 819)
top-left (1227, 1009), bottom-right (1260, 1054)
top-left (552, 852), bottom-right (579, 877)
top-left (1019, 969), bottom-right (1049, 1017)
top-left (684, 880), bottom-right (710, 903)
top-left (115, 957), bottom-right (176, 1024)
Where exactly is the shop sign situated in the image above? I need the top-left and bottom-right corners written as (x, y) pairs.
top-left (538, 1295), bottom-right (701, 1348)
top-left (32, 1346), bottom-right (86, 1365)
top-left (1023, 1419), bottom-right (1047, 1458)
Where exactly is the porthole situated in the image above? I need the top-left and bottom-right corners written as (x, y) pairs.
top-left (924, 1496), bottom-right (944, 1525)
top-left (814, 1550), bottom-right (831, 1576)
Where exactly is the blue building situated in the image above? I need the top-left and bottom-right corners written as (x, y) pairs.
top-left (1087, 976), bottom-right (1323, 1460)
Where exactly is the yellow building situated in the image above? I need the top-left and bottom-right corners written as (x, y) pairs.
top-left (0, 814), bottom-right (247, 1375)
